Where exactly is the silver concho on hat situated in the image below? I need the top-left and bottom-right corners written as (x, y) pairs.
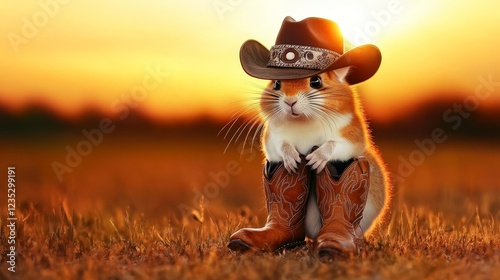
top-left (268, 44), bottom-right (340, 70)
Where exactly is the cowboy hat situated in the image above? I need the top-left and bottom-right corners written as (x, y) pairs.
top-left (239, 16), bottom-right (382, 84)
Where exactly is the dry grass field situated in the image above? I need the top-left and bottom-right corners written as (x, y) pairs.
top-left (0, 131), bottom-right (499, 279)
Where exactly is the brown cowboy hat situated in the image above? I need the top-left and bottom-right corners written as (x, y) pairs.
top-left (240, 16), bottom-right (382, 84)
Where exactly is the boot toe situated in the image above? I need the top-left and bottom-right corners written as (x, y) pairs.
top-left (315, 235), bottom-right (357, 257)
top-left (228, 229), bottom-right (257, 253)
top-left (317, 247), bottom-right (346, 262)
top-left (227, 239), bottom-right (253, 253)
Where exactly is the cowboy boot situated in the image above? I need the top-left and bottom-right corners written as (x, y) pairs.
top-left (228, 155), bottom-right (310, 253)
top-left (314, 156), bottom-right (370, 259)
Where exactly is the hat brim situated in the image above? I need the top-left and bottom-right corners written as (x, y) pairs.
top-left (239, 40), bottom-right (381, 85)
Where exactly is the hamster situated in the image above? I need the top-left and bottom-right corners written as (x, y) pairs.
top-left (259, 66), bottom-right (392, 238)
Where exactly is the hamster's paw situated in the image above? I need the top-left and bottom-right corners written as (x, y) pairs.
top-left (306, 141), bottom-right (335, 173)
top-left (281, 142), bottom-right (301, 173)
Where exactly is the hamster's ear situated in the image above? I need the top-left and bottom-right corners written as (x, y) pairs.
top-left (333, 66), bottom-right (351, 83)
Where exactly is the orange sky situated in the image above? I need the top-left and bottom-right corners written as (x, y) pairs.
top-left (1, 0), bottom-right (499, 121)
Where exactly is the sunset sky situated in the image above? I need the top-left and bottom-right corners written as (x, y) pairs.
top-left (1, 0), bottom-right (500, 121)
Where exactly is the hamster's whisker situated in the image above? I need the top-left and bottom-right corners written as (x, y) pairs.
top-left (244, 80), bottom-right (269, 91)
top-left (264, 107), bottom-right (281, 123)
top-left (219, 105), bottom-right (259, 139)
top-left (262, 89), bottom-right (280, 95)
top-left (322, 111), bottom-right (345, 131)
top-left (260, 90), bottom-right (280, 96)
top-left (308, 109), bottom-right (331, 134)
top-left (261, 87), bottom-right (280, 94)
top-left (223, 97), bottom-right (261, 117)
top-left (262, 109), bottom-right (278, 122)
top-left (226, 98), bottom-right (257, 105)
top-left (315, 105), bottom-right (344, 123)
top-left (217, 108), bottom-right (249, 139)
top-left (242, 116), bottom-right (265, 154)
top-left (235, 97), bottom-right (266, 103)
top-left (234, 113), bottom-right (262, 153)
top-left (317, 94), bottom-right (351, 101)
top-left (260, 101), bottom-right (279, 111)
top-left (308, 87), bottom-right (352, 101)
top-left (262, 96), bottom-right (280, 102)
top-left (219, 112), bottom-right (244, 138)
top-left (223, 112), bottom-right (262, 154)
top-left (250, 122), bottom-right (264, 152)
top-left (310, 105), bottom-right (335, 134)
top-left (306, 87), bottom-right (332, 97)
top-left (309, 100), bottom-right (343, 115)
top-left (322, 91), bottom-right (353, 100)
top-left (259, 98), bottom-right (279, 103)
top-left (309, 102), bottom-right (345, 128)
top-left (261, 92), bottom-right (280, 98)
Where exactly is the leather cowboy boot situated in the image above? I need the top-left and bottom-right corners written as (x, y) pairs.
top-left (314, 156), bottom-right (370, 259)
top-left (228, 155), bottom-right (310, 253)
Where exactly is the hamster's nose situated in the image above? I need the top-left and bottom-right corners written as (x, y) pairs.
top-left (285, 100), bottom-right (297, 108)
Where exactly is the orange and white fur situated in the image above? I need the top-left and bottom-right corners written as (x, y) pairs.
top-left (260, 67), bottom-right (391, 239)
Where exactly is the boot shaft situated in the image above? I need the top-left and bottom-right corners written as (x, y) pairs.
top-left (316, 157), bottom-right (370, 229)
top-left (263, 157), bottom-right (310, 227)
top-left (227, 156), bottom-right (311, 253)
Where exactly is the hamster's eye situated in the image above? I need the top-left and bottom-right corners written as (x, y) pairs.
top-left (310, 76), bottom-right (322, 89)
top-left (273, 80), bottom-right (281, 91)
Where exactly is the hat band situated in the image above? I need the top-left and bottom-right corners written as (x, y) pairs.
top-left (267, 44), bottom-right (340, 70)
